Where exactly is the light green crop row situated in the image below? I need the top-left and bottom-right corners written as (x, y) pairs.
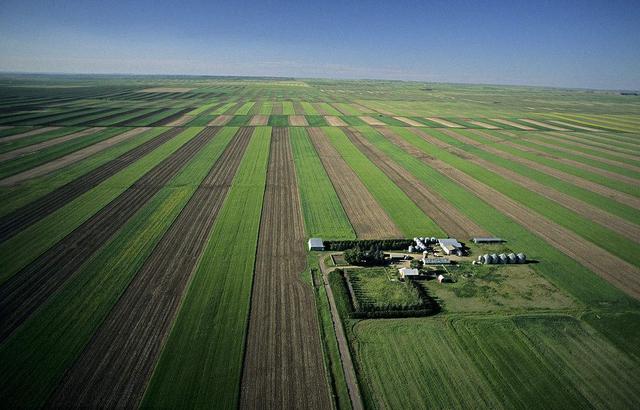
top-left (0, 127), bottom-right (169, 218)
top-left (323, 127), bottom-right (444, 237)
top-left (290, 127), bottom-right (355, 239)
top-left (392, 127), bottom-right (640, 269)
top-left (0, 127), bottom-right (238, 408)
top-left (143, 127), bottom-right (271, 408)
top-left (0, 127), bottom-right (204, 283)
top-left (356, 125), bottom-right (633, 306)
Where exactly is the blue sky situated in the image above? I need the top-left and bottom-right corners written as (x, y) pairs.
top-left (0, 0), bottom-right (638, 89)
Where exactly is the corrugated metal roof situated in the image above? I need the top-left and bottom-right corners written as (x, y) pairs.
top-left (308, 238), bottom-right (324, 248)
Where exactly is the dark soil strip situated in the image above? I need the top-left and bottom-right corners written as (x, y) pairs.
top-left (344, 127), bottom-right (487, 239)
top-left (0, 127), bottom-right (185, 243)
top-left (240, 128), bottom-right (332, 409)
top-left (151, 107), bottom-right (193, 126)
top-left (0, 127), bottom-right (218, 342)
top-left (49, 128), bottom-right (252, 408)
top-left (111, 107), bottom-right (166, 126)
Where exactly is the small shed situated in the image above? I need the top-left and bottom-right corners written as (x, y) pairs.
top-left (399, 267), bottom-right (420, 280)
top-left (437, 274), bottom-right (446, 283)
top-left (308, 238), bottom-right (324, 251)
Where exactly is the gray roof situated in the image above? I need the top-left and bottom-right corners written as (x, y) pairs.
top-left (308, 238), bottom-right (324, 248)
top-left (438, 238), bottom-right (462, 248)
top-left (422, 258), bottom-right (450, 265)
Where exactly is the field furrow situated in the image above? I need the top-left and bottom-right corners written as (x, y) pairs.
top-left (308, 127), bottom-right (402, 238)
top-left (241, 127), bottom-right (331, 409)
top-left (49, 127), bottom-right (250, 408)
top-left (0, 127), bottom-right (216, 341)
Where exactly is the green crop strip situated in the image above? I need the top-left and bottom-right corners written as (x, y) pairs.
top-left (355, 125), bottom-right (634, 306)
top-left (187, 102), bottom-right (217, 116)
top-left (306, 115), bottom-right (327, 126)
top-left (0, 127), bottom-right (128, 180)
top-left (234, 102), bottom-right (255, 115)
top-left (259, 101), bottom-right (273, 115)
top-left (0, 127), bottom-right (239, 408)
top-left (0, 127), bottom-right (204, 283)
top-left (506, 137), bottom-right (640, 180)
top-left (322, 127), bottom-right (444, 237)
top-left (525, 133), bottom-right (640, 167)
top-left (452, 130), bottom-right (640, 225)
top-left (353, 316), bottom-right (640, 409)
top-left (0, 127), bottom-right (85, 154)
top-left (282, 101), bottom-right (295, 115)
top-left (268, 115), bottom-right (289, 127)
top-left (474, 130), bottom-right (640, 197)
top-left (0, 126), bottom-right (36, 138)
top-left (290, 127), bottom-right (355, 239)
top-left (143, 127), bottom-right (271, 409)
top-left (300, 101), bottom-right (319, 115)
top-left (0, 127), bottom-right (170, 217)
top-left (391, 126), bottom-right (640, 268)
top-left (319, 103), bottom-right (342, 116)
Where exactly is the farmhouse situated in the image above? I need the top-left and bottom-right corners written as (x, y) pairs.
top-left (398, 267), bottom-right (420, 280)
top-left (472, 237), bottom-right (505, 244)
top-left (437, 238), bottom-right (463, 256)
top-left (308, 238), bottom-right (324, 251)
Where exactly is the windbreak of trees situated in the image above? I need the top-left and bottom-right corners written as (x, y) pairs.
top-left (324, 239), bottom-right (413, 252)
top-left (344, 247), bottom-right (385, 266)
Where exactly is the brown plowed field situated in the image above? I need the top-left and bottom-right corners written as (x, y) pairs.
top-left (271, 102), bottom-right (283, 114)
top-left (393, 116), bottom-right (424, 127)
top-left (325, 116), bottom-right (347, 126)
top-left (465, 129), bottom-right (640, 209)
top-left (0, 126), bottom-right (60, 143)
top-left (293, 101), bottom-right (305, 115)
top-left (249, 115), bottom-right (269, 126)
top-left (519, 119), bottom-right (568, 131)
top-left (308, 127), bottom-right (402, 238)
top-left (312, 103), bottom-right (328, 115)
top-left (209, 115), bottom-right (232, 126)
top-left (469, 120), bottom-right (500, 129)
top-left (360, 116), bottom-right (385, 126)
top-left (0, 127), bottom-right (185, 243)
top-left (490, 118), bottom-right (535, 130)
top-left (0, 127), bottom-right (105, 162)
top-left (347, 127), bottom-right (487, 239)
top-left (430, 130), bottom-right (640, 242)
top-left (167, 114), bottom-right (194, 126)
top-left (0, 127), bottom-right (217, 342)
top-left (388, 130), bottom-right (640, 299)
top-left (426, 117), bottom-right (464, 128)
top-left (289, 115), bottom-right (308, 126)
top-left (240, 128), bottom-right (331, 409)
top-left (0, 127), bottom-right (151, 186)
top-left (49, 128), bottom-right (253, 408)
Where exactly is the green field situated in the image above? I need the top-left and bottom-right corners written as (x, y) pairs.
top-left (0, 75), bottom-right (638, 409)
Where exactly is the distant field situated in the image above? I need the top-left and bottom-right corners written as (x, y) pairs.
top-left (0, 75), bottom-right (638, 409)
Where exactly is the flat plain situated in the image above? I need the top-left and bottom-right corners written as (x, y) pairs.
top-left (0, 74), bottom-right (638, 409)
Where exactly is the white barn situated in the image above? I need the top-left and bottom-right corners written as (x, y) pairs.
top-left (308, 238), bottom-right (324, 251)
